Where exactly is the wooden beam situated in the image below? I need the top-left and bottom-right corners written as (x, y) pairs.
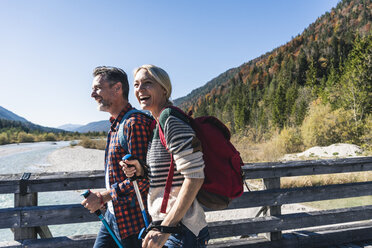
top-left (243, 157), bottom-right (372, 179)
top-left (263, 178), bottom-right (282, 241)
top-left (36, 226), bottom-right (53, 239)
top-left (13, 191), bottom-right (38, 241)
top-left (21, 204), bottom-right (98, 227)
top-left (0, 171), bottom-right (105, 194)
top-left (0, 234), bottom-right (97, 248)
top-left (208, 224), bottom-right (372, 248)
top-left (226, 181), bottom-right (372, 209)
top-left (208, 205), bottom-right (372, 238)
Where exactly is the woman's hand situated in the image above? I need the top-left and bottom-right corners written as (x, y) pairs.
top-left (142, 230), bottom-right (170, 248)
top-left (120, 159), bottom-right (144, 178)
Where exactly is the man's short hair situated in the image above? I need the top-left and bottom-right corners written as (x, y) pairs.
top-left (93, 66), bottom-right (129, 100)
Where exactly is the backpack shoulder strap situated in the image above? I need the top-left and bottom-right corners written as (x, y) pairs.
top-left (157, 106), bottom-right (190, 214)
top-left (118, 109), bottom-right (152, 151)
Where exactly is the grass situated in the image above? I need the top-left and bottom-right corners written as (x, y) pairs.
top-left (232, 135), bottom-right (372, 210)
top-left (78, 137), bottom-right (106, 150)
top-left (231, 135), bottom-right (285, 163)
top-left (304, 196), bottom-right (372, 210)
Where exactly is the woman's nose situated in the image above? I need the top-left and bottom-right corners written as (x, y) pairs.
top-left (138, 84), bottom-right (146, 91)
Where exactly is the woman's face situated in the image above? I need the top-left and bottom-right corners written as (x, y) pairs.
top-left (134, 69), bottom-right (167, 116)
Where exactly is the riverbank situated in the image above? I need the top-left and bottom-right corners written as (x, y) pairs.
top-left (46, 146), bottom-right (104, 172)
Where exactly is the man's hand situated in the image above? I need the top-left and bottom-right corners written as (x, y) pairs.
top-left (142, 230), bottom-right (170, 248)
top-left (81, 191), bottom-right (104, 213)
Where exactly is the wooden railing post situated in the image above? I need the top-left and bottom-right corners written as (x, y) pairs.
top-left (263, 177), bottom-right (282, 241)
top-left (13, 173), bottom-right (38, 241)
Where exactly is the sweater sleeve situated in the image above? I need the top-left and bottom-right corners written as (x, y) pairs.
top-left (161, 112), bottom-right (205, 179)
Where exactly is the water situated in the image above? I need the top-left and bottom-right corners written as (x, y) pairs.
top-left (0, 141), bottom-right (101, 242)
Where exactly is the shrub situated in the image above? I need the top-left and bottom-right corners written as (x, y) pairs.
top-left (275, 127), bottom-right (303, 153)
top-left (17, 132), bottom-right (35, 143)
top-left (0, 133), bottom-right (9, 145)
top-left (78, 137), bottom-right (95, 148)
top-left (361, 114), bottom-right (372, 151)
top-left (44, 133), bottom-right (57, 141)
top-left (301, 100), bottom-right (357, 148)
top-left (78, 137), bottom-right (106, 150)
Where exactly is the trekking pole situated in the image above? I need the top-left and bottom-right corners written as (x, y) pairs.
top-left (81, 190), bottom-right (123, 248)
top-left (122, 154), bottom-right (150, 228)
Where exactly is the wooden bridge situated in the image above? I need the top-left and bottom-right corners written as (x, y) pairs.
top-left (0, 156), bottom-right (371, 247)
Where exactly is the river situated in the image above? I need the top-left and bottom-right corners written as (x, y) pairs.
top-left (0, 141), bottom-right (100, 242)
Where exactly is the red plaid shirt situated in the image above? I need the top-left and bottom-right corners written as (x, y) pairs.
top-left (105, 103), bottom-right (153, 239)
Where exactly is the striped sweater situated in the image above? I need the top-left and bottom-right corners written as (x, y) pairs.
top-left (146, 107), bottom-right (207, 236)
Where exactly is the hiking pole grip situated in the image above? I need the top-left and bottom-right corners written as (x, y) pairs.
top-left (81, 190), bottom-right (101, 216)
top-left (81, 190), bottom-right (123, 248)
top-left (122, 154), bottom-right (149, 228)
top-left (123, 154), bottom-right (137, 181)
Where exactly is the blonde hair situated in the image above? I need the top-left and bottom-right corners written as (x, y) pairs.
top-left (134, 64), bottom-right (172, 102)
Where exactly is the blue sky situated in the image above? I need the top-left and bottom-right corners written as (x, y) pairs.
top-left (0, 0), bottom-right (340, 128)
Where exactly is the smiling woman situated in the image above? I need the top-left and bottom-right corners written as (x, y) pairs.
top-left (122, 64), bottom-right (209, 248)
top-left (133, 64), bottom-right (173, 119)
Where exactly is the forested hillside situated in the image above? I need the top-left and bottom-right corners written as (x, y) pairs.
top-left (176, 0), bottom-right (371, 151)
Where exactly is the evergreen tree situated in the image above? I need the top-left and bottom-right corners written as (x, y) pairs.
top-left (272, 82), bottom-right (287, 129)
top-left (339, 34), bottom-right (372, 125)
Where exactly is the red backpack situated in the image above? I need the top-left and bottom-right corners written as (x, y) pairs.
top-left (158, 106), bottom-right (244, 212)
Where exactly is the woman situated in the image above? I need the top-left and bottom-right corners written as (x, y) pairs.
top-left (122, 64), bottom-right (209, 248)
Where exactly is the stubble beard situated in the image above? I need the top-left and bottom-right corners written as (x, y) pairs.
top-left (97, 99), bottom-right (112, 112)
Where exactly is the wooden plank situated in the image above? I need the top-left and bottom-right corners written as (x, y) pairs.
top-left (20, 204), bottom-right (98, 227)
top-left (243, 157), bottom-right (372, 179)
top-left (0, 157), bottom-right (370, 194)
top-left (0, 234), bottom-right (97, 248)
top-left (36, 226), bottom-right (53, 238)
top-left (5, 204), bottom-right (369, 235)
top-left (13, 192), bottom-right (38, 241)
top-left (263, 178), bottom-right (282, 241)
top-left (0, 204), bottom-right (98, 229)
top-left (225, 181), bottom-right (372, 209)
top-left (0, 208), bottom-right (20, 229)
top-left (0, 171), bottom-right (105, 194)
top-left (208, 224), bottom-right (372, 248)
top-left (28, 171), bottom-right (105, 193)
top-left (208, 205), bottom-right (372, 238)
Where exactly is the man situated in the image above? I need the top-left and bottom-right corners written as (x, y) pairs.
top-left (82, 66), bottom-right (152, 248)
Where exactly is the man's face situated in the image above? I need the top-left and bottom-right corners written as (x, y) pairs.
top-left (91, 75), bottom-right (117, 112)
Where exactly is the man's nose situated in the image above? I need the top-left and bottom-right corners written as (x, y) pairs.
top-left (91, 90), bottom-right (97, 98)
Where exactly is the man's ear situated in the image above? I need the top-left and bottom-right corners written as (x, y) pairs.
top-left (115, 82), bottom-right (121, 92)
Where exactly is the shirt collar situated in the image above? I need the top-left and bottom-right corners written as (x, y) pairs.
top-left (109, 103), bottom-right (133, 130)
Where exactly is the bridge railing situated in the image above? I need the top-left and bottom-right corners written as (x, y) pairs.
top-left (0, 157), bottom-right (371, 248)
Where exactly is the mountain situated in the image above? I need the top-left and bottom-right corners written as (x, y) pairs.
top-left (74, 120), bottom-right (110, 133)
top-left (174, 0), bottom-right (371, 136)
top-left (57, 124), bottom-right (83, 132)
top-left (0, 105), bottom-right (65, 133)
top-left (0, 106), bottom-right (28, 122)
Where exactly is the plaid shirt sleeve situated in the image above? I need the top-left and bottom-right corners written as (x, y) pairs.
top-left (110, 114), bottom-right (152, 201)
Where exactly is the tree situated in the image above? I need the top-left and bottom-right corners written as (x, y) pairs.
top-left (272, 82), bottom-right (287, 129)
top-left (339, 34), bottom-right (372, 126)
